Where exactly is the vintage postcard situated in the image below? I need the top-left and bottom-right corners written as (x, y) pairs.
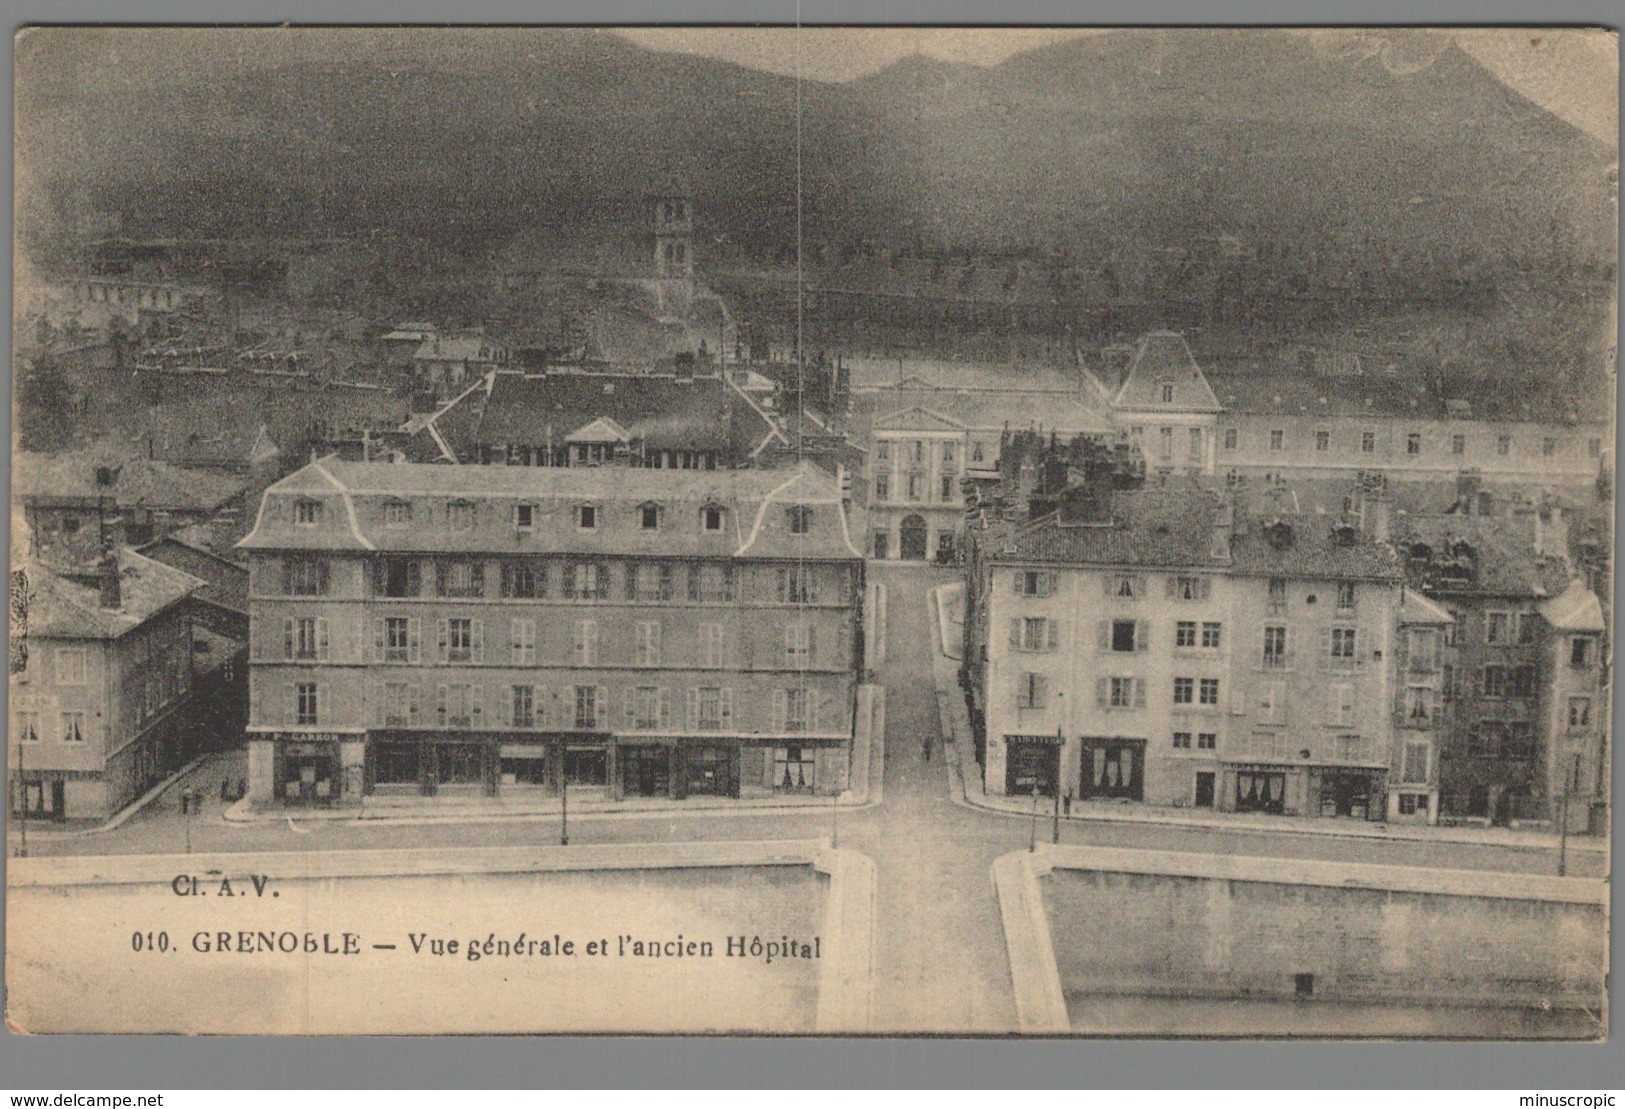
top-left (6, 26), bottom-right (1615, 1037)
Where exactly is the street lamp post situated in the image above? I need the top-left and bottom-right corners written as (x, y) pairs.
top-left (1028, 784), bottom-right (1040, 853)
top-left (559, 746), bottom-right (569, 847)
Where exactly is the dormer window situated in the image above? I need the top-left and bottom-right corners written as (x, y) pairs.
top-left (576, 504), bottom-right (599, 531)
top-left (294, 499), bottom-right (325, 526)
top-left (447, 501), bottom-right (475, 530)
top-left (1161, 383), bottom-right (1175, 404)
top-left (383, 500), bottom-right (413, 528)
top-left (514, 504), bottom-right (535, 531)
top-left (639, 502), bottom-right (662, 531)
top-left (702, 504), bottom-right (726, 533)
top-left (787, 506), bottom-right (813, 535)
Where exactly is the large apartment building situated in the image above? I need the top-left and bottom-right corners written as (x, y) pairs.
top-left (965, 470), bottom-right (1409, 820)
top-left (236, 459), bottom-right (864, 807)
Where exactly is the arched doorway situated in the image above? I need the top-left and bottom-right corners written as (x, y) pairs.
top-left (899, 514), bottom-right (928, 560)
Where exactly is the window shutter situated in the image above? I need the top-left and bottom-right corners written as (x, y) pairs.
top-left (627, 565), bottom-right (639, 600)
top-left (317, 561), bottom-right (330, 595)
top-left (772, 689), bottom-right (788, 732)
top-left (808, 624), bottom-right (818, 664)
top-left (686, 689), bottom-right (699, 732)
top-left (1198, 579), bottom-right (1211, 601)
top-left (1318, 627), bottom-right (1332, 665)
top-left (283, 618), bottom-right (294, 660)
top-left (470, 562), bottom-right (485, 597)
top-left (471, 619), bottom-right (484, 663)
top-left (660, 564), bottom-right (673, 600)
top-left (350, 616), bottom-right (365, 664)
top-left (437, 620), bottom-right (449, 662)
top-left (317, 618), bottom-right (331, 662)
top-left (1096, 677), bottom-right (1108, 706)
top-left (1012, 572), bottom-right (1023, 596)
top-left (531, 685), bottom-right (544, 727)
top-left (1134, 678), bottom-right (1146, 707)
top-left (407, 562), bottom-right (422, 596)
top-left (408, 618), bottom-right (422, 663)
top-left (1097, 620), bottom-right (1109, 650)
top-left (573, 621), bottom-right (586, 665)
top-left (1136, 620), bottom-right (1150, 653)
top-left (316, 683), bottom-right (329, 726)
top-left (500, 562), bottom-right (513, 598)
top-left (661, 688), bottom-right (674, 729)
top-left (283, 683), bottom-right (295, 726)
top-left (808, 572), bottom-right (820, 604)
top-left (1042, 572), bottom-right (1057, 598)
top-left (562, 563), bottom-right (576, 597)
top-left (776, 568), bottom-right (788, 604)
top-left (1008, 619), bottom-right (1021, 649)
top-left (1046, 619), bottom-right (1059, 651)
top-left (435, 562), bottom-right (448, 596)
top-left (624, 687), bottom-right (636, 728)
top-left (1102, 576), bottom-right (1114, 599)
top-left (471, 685), bottom-right (483, 726)
top-left (1033, 675), bottom-right (1048, 709)
top-left (1165, 576), bottom-right (1178, 599)
top-left (718, 688), bottom-right (731, 729)
top-left (1325, 685), bottom-right (1340, 723)
top-left (436, 685), bottom-right (448, 727)
top-left (595, 686), bottom-right (607, 728)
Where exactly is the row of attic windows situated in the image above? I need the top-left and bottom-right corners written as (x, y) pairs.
top-left (293, 498), bottom-right (816, 535)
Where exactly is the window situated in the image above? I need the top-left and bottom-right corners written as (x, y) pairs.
top-left (1112, 575), bottom-right (1141, 600)
top-left (1361, 430), bottom-right (1375, 453)
top-left (1258, 682), bottom-right (1286, 723)
top-left (1199, 622), bottom-right (1221, 649)
top-left (785, 623), bottom-right (813, 666)
top-left (1569, 697), bottom-right (1593, 729)
top-left (1170, 576), bottom-right (1210, 601)
top-left (1406, 433), bottom-right (1421, 455)
top-left (291, 617), bottom-right (325, 661)
top-left (875, 442), bottom-right (890, 463)
top-left (285, 558), bottom-right (330, 596)
top-left (503, 561), bottom-right (543, 599)
top-left (1017, 672), bottom-right (1048, 709)
top-left (1406, 686), bottom-right (1433, 723)
top-left (1104, 676), bottom-right (1144, 709)
top-left (778, 566), bottom-right (817, 604)
top-left (294, 499), bottom-right (325, 526)
top-left (630, 687), bottom-right (663, 730)
top-left (1571, 637), bottom-right (1593, 669)
top-left (1223, 428), bottom-right (1238, 451)
top-left (445, 618), bottom-right (476, 663)
top-left (1176, 620), bottom-right (1197, 648)
top-left (1111, 619), bottom-right (1140, 653)
top-left (1407, 628), bottom-right (1440, 673)
top-left (911, 441), bottom-right (925, 464)
top-left (1481, 665), bottom-right (1506, 698)
top-left (774, 746), bottom-right (816, 792)
top-left (385, 617), bottom-right (412, 662)
top-left (576, 504), bottom-right (598, 530)
top-left (1269, 429), bottom-right (1284, 451)
top-left (633, 562), bottom-right (671, 602)
top-left (702, 504), bottom-right (725, 532)
top-left (511, 619), bottom-right (536, 666)
top-left (1336, 582), bottom-right (1356, 612)
top-left (1199, 678), bottom-right (1221, 705)
top-left (1197, 732), bottom-right (1216, 750)
top-left (972, 441), bottom-right (986, 463)
top-left (1330, 627), bottom-right (1357, 667)
top-left (56, 648), bottom-right (87, 685)
top-left (1160, 428), bottom-right (1174, 459)
top-left (507, 503), bottom-right (533, 532)
top-left (634, 621), bottom-right (662, 667)
top-left (906, 474), bottom-right (923, 501)
top-left (574, 685), bottom-right (601, 729)
top-left (783, 688), bottom-right (810, 732)
top-left (941, 475), bottom-right (956, 501)
top-left (787, 506), bottom-right (813, 534)
top-left (1267, 578), bottom-right (1287, 613)
top-left (1543, 438), bottom-right (1557, 457)
top-left (1018, 570), bottom-right (1054, 597)
top-left (700, 623), bottom-right (726, 668)
top-left (694, 564), bottom-right (733, 603)
top-left (874, 474), bottom-right (890, 500)
top-left (1402, 741), bottom-right (1430, 784)
top-left (573, 620), bottom-right (598, 666)
top-left (693, 686), bottom-right (725, 731)
top-left (1451, 434), bottom-right (1465, 455)
top-left (1187, 427), bottom-right (1204, 459)
top-left (377, 558), bottom-right (418, 598)
top-left (1497, 434), bottom-right (1512, 456)
top-left (1172, 731), bottom-right (1192, 749)
top-left (60, 711), bottom-right (87, 743)
top-left (638, 503), bottom-right (661, 531)
top-left (568, 562), bottom-right (605, 600)
top-left (1018, 617), bottom-right (1056, 652)
top-left (941, 441), bottom-right (956, 465)
top-left (1507, 665), bottom-right (1538, 699)
top-left (1314, 430), bottom-right (1330, 453)
top-left (1161, 383), bottom-right (1175, 404)
top-left (511, 685), bottom-right (536, 729)
top-left (384, 500), bottom-right (412, 528)
top-left (438, 560), bottom-right (483, 598)
top-left (447, 501), bottom-right (474, 530)
top-left (1173, 677), bottom-right (1194, 704)
top-left (295, 683), bottom-right (319, 726)
top-left (1485, 612), bottom-right (1509, 644)
top-left (1336, 735), bottom-right (1369, 762)
top-left (16, 711), bottom-right (39, 743)
top-left (1503, 721), bottom-right (1535, 761)
top-left (1517, 614), bottom-right (1537, 645)
top-left (1398, 793), bottom-right (1428, 816)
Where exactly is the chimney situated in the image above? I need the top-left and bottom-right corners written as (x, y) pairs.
top-left (1535, 500), bottom-right (1570, 562)
top-left (1209, 499), bottom-right (1234, 562)
top-left (1369, 494), bottom-right (1391, 544)
top-left (98, 551), bottom-right (122, 611)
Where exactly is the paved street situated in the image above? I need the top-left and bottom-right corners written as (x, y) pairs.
top-left (12, 565), bottom-right (1606, 1032)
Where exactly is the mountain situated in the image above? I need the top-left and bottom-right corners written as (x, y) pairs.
top-left (15, 27), bottom-right (1614, 268)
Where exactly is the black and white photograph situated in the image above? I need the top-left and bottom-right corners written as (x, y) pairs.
top-left (5, 24), bottom-right (1616, 1039)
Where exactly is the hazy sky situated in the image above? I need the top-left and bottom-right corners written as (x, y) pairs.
top-left (618, 27), bottom-right (1617, 146)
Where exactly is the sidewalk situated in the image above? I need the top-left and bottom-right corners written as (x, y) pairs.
top-left (13, 749), bottom-right (226, 841)
top-left (927, 583), bottom-right (1607, 857)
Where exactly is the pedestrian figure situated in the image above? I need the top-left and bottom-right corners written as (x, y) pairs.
top-left (921, 736), bottom-right (932, 762)
top-left (1063, 788), bottom-right (1072, 818)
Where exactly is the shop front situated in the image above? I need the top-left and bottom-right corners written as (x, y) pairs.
top-left (278, 737), bottom-right (343, 807)
top-left (1077, 736), bottom-right (1145, 802)
top-left (1005, 734), bottom-right (1062, 797)
top-left (13, 774), bottom-right (67, 821)
top-left (364, 733), bottom-right (499, 798)
top-left (1217, 762), bottom-right (1387, 820)
top-left (1313, 766), bottom-right (1387, 821)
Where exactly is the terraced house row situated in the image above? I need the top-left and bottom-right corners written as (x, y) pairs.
top-left (237, 459), bottom-right (865, 806)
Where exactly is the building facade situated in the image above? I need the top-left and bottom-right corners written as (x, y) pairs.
top-left (9, 550), bottom-right (204, 821)
top-left (237, 459), bottom-right (864, 807)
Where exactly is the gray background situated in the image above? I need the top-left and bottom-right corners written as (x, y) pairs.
top-left (2, 0), bottom-right (1620, 1089)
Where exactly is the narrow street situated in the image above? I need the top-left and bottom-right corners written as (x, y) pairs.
top-left (13, 566), bottom-right (1605, 1034)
